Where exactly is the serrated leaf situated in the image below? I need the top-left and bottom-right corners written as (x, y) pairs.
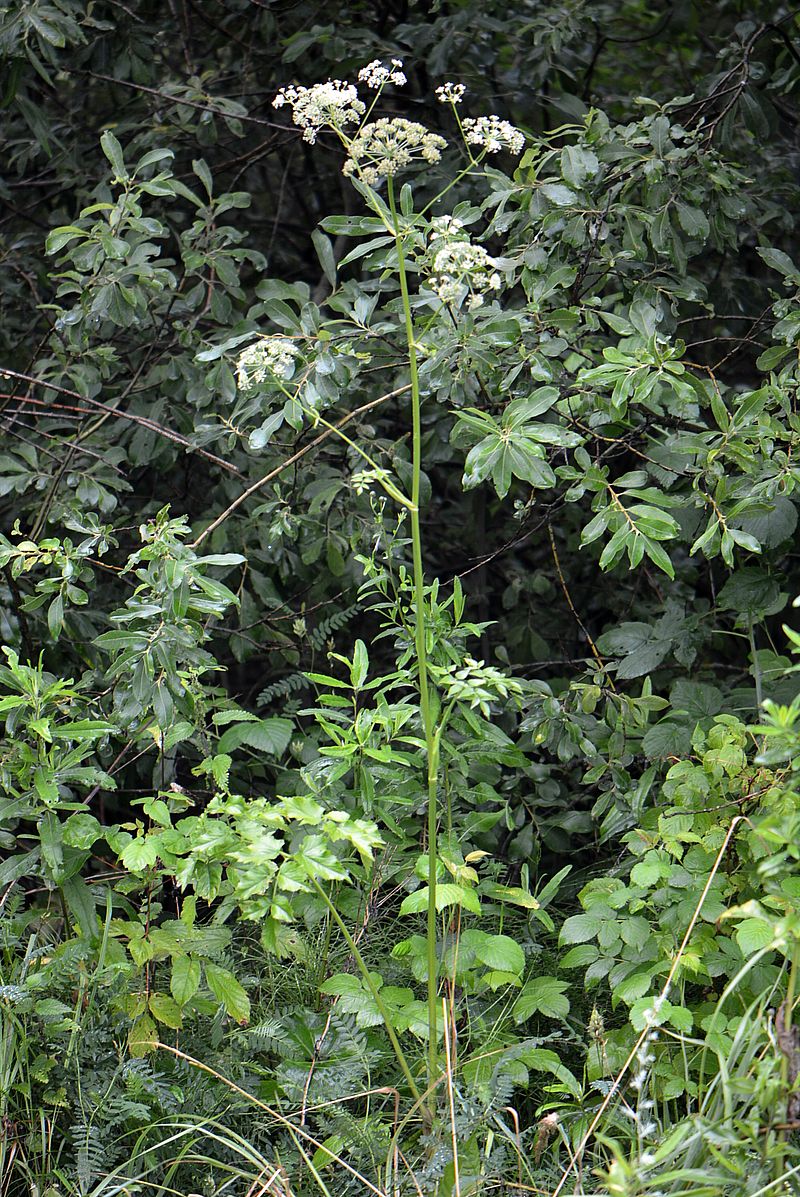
top-left (128, 1014), bottom-right (158, 1058)
top-left (149, 992), bottom-right (183, 1029)
top-left (217, 717), bottom-right (293, 756)
top-left (171, 956), bottom-right (201, 1005)
top-left (474, 934), bottom-right (525, 975)
top-left (205, 963), bottom-right (250, 1023)
top-left (513, 976), bottom-right (571, 1021)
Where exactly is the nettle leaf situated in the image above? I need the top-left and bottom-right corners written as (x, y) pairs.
top-left (513, 976), bottom-right (571, 1021)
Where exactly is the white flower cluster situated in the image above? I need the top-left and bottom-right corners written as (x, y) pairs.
top-left (463, 115), bottom-right (525, 155)
top-left (426, 219), bottom-right (502, 310)
top-left (273, 80), bottom-right (365, 144)
top-left (623, 991), bottom-right (669, 1143)
top-left (343, 118), bottom-right (447, 185)
top-left (236, 337), bottom-right (299, 390)
top-left (436, 82), bottom-right (465, 105)
top-left (358, 58), bottom-right (406, 89)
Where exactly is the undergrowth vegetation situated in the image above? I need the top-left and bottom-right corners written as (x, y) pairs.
top-left (2, 2), bottom-right (800, 1194)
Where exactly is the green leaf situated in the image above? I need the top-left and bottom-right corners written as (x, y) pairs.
top-left (62, 875), bottom-right (98, 937)
top-left (513, 976), bottom-right (571, 1021)
top-left (520, 1047), bottom-right (581, 1096)
top-left (121, 836), bottom-right (159, 871)
top-left (46, 225), bottom-right (86, 254)
top-left (351, 639), bottom-right (369, 688)
top-left (217, 717), bottom-right (293, 756)
top-left (475, 934), bottom-right (525, 975)
top-left (171, 956), bottom-right (201, 1005)
top-left (205, 963), bottom-right (251, 1023)
top-left (62, 812), bottom-right (102, 849)
top-left (128, 1014), bottom-right (158, 1058)
top-left (149, 992), bottom-right (183, 1029)
top-left (675, 203), bottom-right (709, 239)
top-left (399, 883), bottom-right (482, 916)
top-left (734, 917), bottom-right (776, 956)
top-left (559, 913), bottom-right (603, 944)
top-left (540, 183), bottom-right (577, 206)
top-left (39, 810), bottom-right (63, 879)
top-left (757, 246), bottom-right (800, 281)
top-left (560, 145), bottom-right (599, 187)
top-left (100, 130), bottom-right (127, 178)
top-left (311, 229), bottom-right (337, 287)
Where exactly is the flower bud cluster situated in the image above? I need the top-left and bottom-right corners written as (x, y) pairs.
top-left (426, 217), bottom-right (502, 310)
top-left (358, 58), bottom-right (407, 89)
top-left (272, 80), bottom-right (365, 144)
top-left (343, 118), bottom-right (447, 185)
top-left (436, 82), bottom-right (466, 105)
top-left (236, 337), bottom-right (299, 390)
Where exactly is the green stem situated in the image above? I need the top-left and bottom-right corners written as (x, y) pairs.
top-left (749, 617), bottom-right (763, 711)
top-left (274, 382), bottom-right (413, 510)
top-left (777, 940), bottom-right (800, 1179)
top-left (309, 876), bottom-right (422, 1105)
top-left (387, 177), bottom-right (440, 1103)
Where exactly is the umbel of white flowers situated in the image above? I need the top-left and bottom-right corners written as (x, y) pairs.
top-left (272, 80), bottom-right (365, 144)
top-left (344, 118), bottom-right (448, 185)
top-left (272, 60), bottom-right (525, 179)
top-left (236, 337), bottom-right (299, 391)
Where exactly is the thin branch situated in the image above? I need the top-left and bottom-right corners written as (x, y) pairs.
top-left (0, 368), bottom-right (240, 475)
top-left (191, 385), bottom-right (411, 547)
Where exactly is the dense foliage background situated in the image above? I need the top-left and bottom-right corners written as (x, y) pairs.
top-left (3, 2), bottom-right (800, 1194)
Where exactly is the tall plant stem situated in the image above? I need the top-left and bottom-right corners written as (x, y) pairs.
top-left (387, 179), bottom-right (440, 1104)
top-left (309, 876), bottom-right (422, 1107)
